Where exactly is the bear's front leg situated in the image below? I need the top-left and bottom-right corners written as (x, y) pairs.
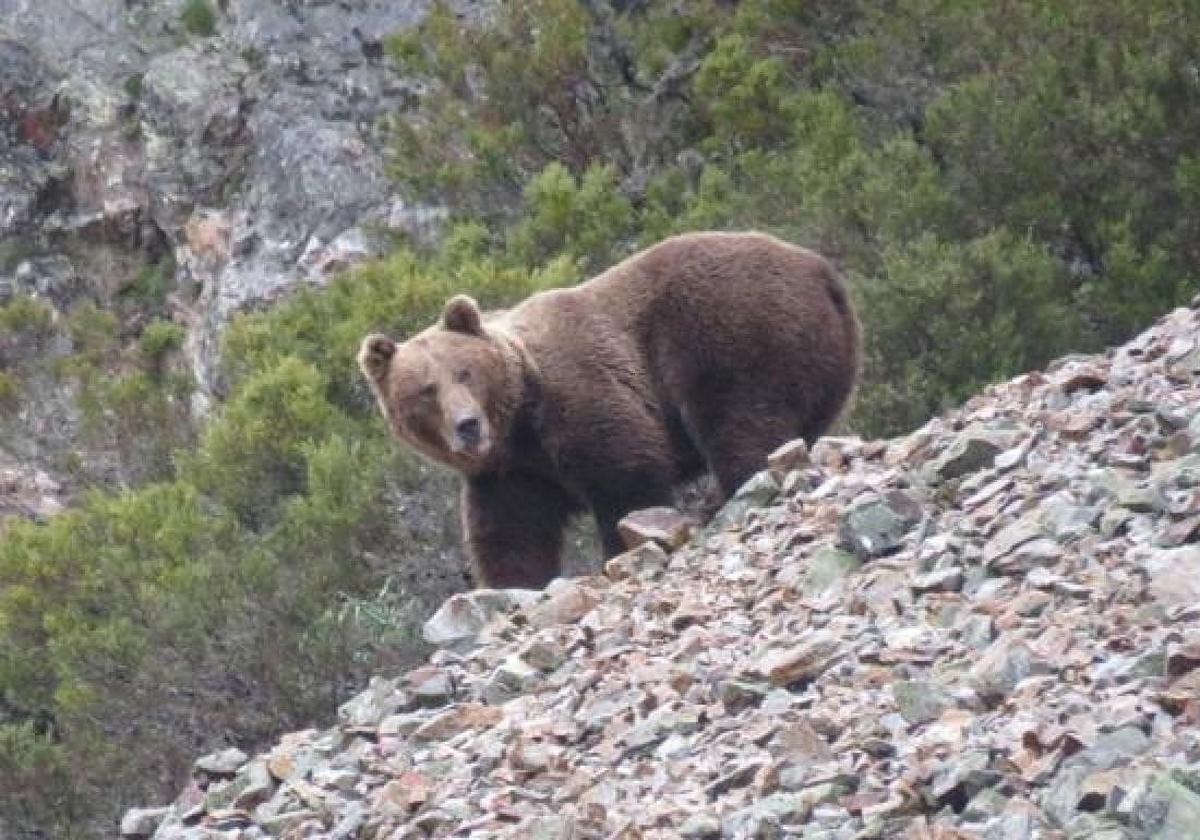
top-left (462, 472), bottom-right (573, 589)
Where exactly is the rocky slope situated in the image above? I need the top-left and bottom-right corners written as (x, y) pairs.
top-left (123, 298), bottom-right (1200, 839)
top-left (0, 0), bottom-right (445, 499)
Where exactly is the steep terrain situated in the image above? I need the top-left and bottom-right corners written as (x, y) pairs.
top-left (0, 0), bottom-right (443, 492)
top-left (128, 299), bottom-right (1200, 838)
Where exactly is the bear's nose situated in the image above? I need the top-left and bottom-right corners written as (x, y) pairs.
top-left (455, 417), bottom-right (481, 445)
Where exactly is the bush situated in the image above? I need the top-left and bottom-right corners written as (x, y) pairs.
top-left (65, 303), bottom-right (119, 366)
top-left (123, 73), bottom-right (143, 100)
top-left (0, 371), bottom-right (19, 413)
top-left (0, 723), bottom-right (77, 834)
top-left (0, 294), bottom-right (54, 338)
top-left (180, 0), bottom-right (216, 37)
top-left (186, 358), bottom-right (344, 526)
top-left (138, 319), bottom-right (186, 367)
top-left (852, 231), bottom-right (1077, 435)
top-left (121, 257), bottom-right (175, 305)
top-left (61, 312), bottom-right (193, 485)
top-left (510, 163), bottom-right (634, 271)
top-left (0, 482), bottom-right (245, 825)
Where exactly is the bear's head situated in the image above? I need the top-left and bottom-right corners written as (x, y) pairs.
top-left (359, 295), bottom-right (524, 475)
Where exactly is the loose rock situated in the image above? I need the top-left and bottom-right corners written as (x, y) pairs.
top-left (134, 305), bottom-right (1200, 840)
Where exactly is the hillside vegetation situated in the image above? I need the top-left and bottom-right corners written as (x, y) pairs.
top-left (2, 0), bottom-right (1199, 835)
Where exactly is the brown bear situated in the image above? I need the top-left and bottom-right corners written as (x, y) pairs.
top-left (359, 231), bottom-right (859, 589)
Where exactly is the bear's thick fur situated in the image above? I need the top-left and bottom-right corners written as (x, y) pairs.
top-left (359, 231), bottom-right (859, 588)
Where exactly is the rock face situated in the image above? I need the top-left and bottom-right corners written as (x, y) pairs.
top-left (0, 455), bottom-right (65, 527)
top-left (0, 0), bottom-right (447, 404)
top-left (134, 303), bottom-right (1200, 838)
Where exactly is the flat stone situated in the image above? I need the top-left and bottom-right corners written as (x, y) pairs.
top-left (767, 438), bottom-right (811, 477)
top-left (911, 566), bottom-right (964, 594)
top-left (989, 536), bottom-right (1063, 575)
top-left (1050, 410), bottom-right (1104, 440)
top-left (259, 810), bottom-right (321, 836)
top-left (519, 637), bottom-right (570, 672)
top-left (1166, 338), bottom-right (1200, 379)
top-left (1117, 481), bottom-right (1164, 513)
top-left (799, 546), bottom-right (861, 595)
top-left (523, 578), bottom-right (601, 628)
top-left (717, 679), bottom-right (769, 712)
top-left (970, 636), bottom-right (1038, 704)
top-left (839, 490), bottom-right (922, 558)
top-left (508, 816), bottom-right (579, 840)
top-left (752, 630), bottom-right (840, 686)
top-left (338, 676), bottom-right (408, 727)
top-left (232, 760), bottom-right (275, 811)
top-left (411, 703), bottom-right (503, 742)
top-left (605, 540), bottom-right (669, 581)
top-left (774, 719), bottom-right (833, 764)
top-left (120, 807), bottom-right (169, 838)
top-left (1132, 773), bottom-right (1200, 840)
top-left (264, 732), bottom-right (319, 782)
top-left (423, 589), bottom-right (540, 647)
top-left (194, 747), bottom-right (248, 778)
top-left (680, 813), bottom-right (721, 838)
top-left (404, 666), bottom-right (454, 707)
top-left (982, 517), bottom-right (1044, 566)
top-left (1038, 499), bottom-right (1102, 541)
top-left (926, 429), bottom-right (1003, 481)
top-left (892, 680), bottom-right (951, 724)
top-left (714, 471), bottom-right (781, 526)
top-left (482, 653), bottom-right (541, 704)
top-left (1057, 364), bottom-right (1109, 394)
top-left (1100, 506), bottom-right (1135, 538)
top-left (1147, 547), bottom-right (1200, 607)
top-left (378, 711), bottom-right (432, 739)
top-left (617, 506), bottom-right (694, 551)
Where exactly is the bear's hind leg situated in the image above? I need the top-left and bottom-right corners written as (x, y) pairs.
top-left (463, 473), bottom-right (574, 589)
top-left (688, 401), bottom-right (800, 502)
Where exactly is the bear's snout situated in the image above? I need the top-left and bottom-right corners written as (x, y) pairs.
top-left (455, 417), bottom-right (481, 446)
top-left (449, 411), bottom-right (489, 456)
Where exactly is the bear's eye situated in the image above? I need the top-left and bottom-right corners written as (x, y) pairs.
top-left (418, 383), bottom-right (437, 399)
top-left (455, 369), bottom-right (472, 384)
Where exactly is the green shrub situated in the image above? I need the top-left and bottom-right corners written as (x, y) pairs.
top-left (0, 722), bottom-right (78, 834)
top-left (186, 358), bottom-right (343, 526)
top-left (385, 0), bottom-right (623, 205)
top-left (121, 257), bottom-right (174, 305)
top-left (0, 294), bottom-right (54, 337)
top-left (138, 319), bottom-right (186, 367)
top-left (694, 33), bottom-right (795, 152)
top-left (123, 73), bottom-right (143, 100)
top-left (0, 482), bottom-right (244, 825)
top-left (65, 303), bottom-right (119, 365)
top-left (0, 370), bottom-right (20, 413)
top-left (510, 163), bottom-right (634, 271)
top-left (852, 231), bottom-right (1077, 435)
top-left (180, 0), bottom-right (216, 37)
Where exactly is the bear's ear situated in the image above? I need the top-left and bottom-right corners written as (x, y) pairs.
top-left (358, 334), bottom-right (396, 381)
top-left (442, 294), bottom-right (484, 336)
